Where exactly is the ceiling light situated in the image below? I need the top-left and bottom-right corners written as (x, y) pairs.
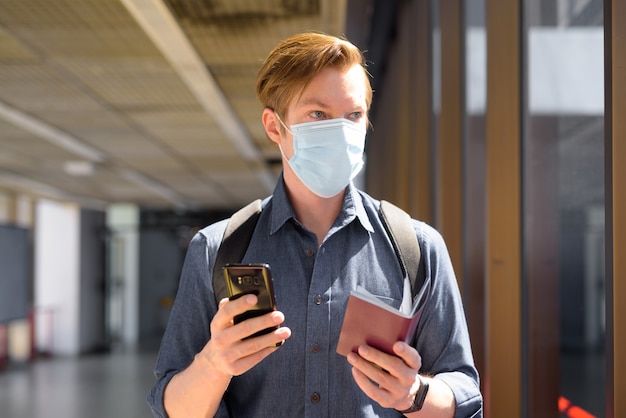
top-left (63, 160), bottom-right (96, 177)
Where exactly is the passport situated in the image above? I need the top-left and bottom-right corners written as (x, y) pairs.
top-left (336, 283), bottom-right (428, 357)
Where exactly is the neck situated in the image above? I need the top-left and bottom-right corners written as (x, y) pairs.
top-left (283, 171), bottom-right (344, 246)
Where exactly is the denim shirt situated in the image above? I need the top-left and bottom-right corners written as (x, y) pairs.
top-left (148, 179), bottom-right (482, 417)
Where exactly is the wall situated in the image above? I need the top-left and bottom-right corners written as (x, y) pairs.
top-left (34, 199), bottom-right (80, 355)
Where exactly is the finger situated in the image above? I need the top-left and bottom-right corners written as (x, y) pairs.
top-left (351, 365), bottom-right (386, 399)
top-left (240, 324), bottom-right (291, 351)
top-left (233, 311), bottom-right (286, 342)
top-left (356, 345), bottom-right (416, 382)
top-left (213, 294), bottom-right (258, 330)
top-left (222, 326), bottom-right (292, 375)
top-left (350, 365), bottom-right (399, 409)
top-left (228, 345), bottom-right (279, 376)
top-left (209, 323), bottom-right (291, 376)
top-left (347, 351), bottom-right (402, 393)
top-left (348, 351), bottom-right (421, 410)
top-left (393, 342), bottom-right (422, 370)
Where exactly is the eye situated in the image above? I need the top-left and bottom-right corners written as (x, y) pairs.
top-left (347, 111), bottom-right (363, 121)
top-left (309, 110), bottom-right (326, 119)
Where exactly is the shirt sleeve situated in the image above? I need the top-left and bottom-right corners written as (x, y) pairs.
top-left (413, 222), bottom-right (483, 418)
top-left (146, 224), bottom-right (232, 418)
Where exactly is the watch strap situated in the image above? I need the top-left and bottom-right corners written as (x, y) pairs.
top-left (396, 374), bottom-right (429, 414)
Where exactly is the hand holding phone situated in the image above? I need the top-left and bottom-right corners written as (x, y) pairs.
top-left (223, 263), bottom-right (280, 341)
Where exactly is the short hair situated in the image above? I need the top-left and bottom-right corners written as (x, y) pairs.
top-left (256, 32), bottom-right (372, 120)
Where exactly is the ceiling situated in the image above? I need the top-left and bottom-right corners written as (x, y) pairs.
top-left (0, 0), bottom-right (354, 211)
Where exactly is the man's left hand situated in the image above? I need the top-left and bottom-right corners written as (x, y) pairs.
top-left (347, 342), bottom-right (422, 411)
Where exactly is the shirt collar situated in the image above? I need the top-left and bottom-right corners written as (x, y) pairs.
top-left (342, 183), bottom-right (375, 233)
top-left (269, 174), bottom-right (374, 235)
top-left (268, 175), bottom-right (295, 235)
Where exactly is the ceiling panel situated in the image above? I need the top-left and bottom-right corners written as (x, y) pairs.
top-left (0, 0), bottom-right (346, 210)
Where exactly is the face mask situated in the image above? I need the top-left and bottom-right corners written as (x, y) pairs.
top-left (277, 115), bottom-right (366, 198)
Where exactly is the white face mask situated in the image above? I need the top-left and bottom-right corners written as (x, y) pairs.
top-left (277, 115), bottom-right (367, 198)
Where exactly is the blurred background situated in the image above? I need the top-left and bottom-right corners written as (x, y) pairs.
top-left (0, 0), bottom-right (623, 417)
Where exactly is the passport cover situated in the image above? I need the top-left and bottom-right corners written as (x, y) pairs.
top-left (336, 287), bottom-right (426, 357)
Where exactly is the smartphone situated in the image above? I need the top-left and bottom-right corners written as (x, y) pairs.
top-left (223, 263), bottom-right (279, 340)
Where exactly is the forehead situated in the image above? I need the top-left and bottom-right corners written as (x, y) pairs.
top-left (294, 65), bottom-right (369, 110)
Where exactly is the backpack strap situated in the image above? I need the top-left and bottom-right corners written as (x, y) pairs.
top-left (211, 199), bottom-right (424, 303)
top-left (379, 200), bottom-right (423, 300)
top-left (211, 199), bottom-right (263, 302)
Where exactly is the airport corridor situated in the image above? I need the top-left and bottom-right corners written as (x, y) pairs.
top-left (0, 346), bottom-right (158, 418)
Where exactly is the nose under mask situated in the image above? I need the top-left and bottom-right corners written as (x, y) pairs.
top-left (276, 115), bottom-right (366, 198)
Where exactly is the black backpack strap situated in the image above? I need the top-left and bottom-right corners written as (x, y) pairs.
top-left (212, 199), bottom-right (263, 303)
top-left (379, 200), bottom-right (423, 299)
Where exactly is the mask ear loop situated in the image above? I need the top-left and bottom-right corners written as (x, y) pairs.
top-left (274, 113), bottom-right (294, 136)
top-left (274, 112), bottom-right (292, 160)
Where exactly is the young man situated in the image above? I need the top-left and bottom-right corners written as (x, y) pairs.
top-left (148, 32), bottom-right (482, 417)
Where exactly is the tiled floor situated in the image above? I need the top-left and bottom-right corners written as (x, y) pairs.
top-left (0, 346), bottom-right (158, 418)
top-left (0, 345), bottom-right (605, 418)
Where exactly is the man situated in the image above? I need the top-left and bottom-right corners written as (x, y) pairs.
top-left (148, 32), bottom-right (482, 417)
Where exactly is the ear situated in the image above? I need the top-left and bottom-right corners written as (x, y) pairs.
top-left (262, 108), bottom-right (282, 145)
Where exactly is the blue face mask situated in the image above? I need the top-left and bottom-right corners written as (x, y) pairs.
top-left (277, 116), bottom-right (367, 198)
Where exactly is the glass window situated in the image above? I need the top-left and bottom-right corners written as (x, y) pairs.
top-left (525, 1), bottom-right (605, 416)
top-left (463, 0), bottom-right (487, 386)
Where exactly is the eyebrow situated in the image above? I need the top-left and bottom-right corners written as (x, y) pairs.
top-left (297, 97), bottom-right (330, 109)
top-left (297, 97), bottom-right (366, 113)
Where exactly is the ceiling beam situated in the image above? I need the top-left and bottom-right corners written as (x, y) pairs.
top-left (120, 0), bottom-right (275, 193)
top-left (0, 101), bottom-right (106, 163)
top-left (0, 100), bottom-right (189, 208)
top-left (0, 170), bottom-right (107, 209)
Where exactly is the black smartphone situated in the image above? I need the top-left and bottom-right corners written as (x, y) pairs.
top-left (223, 263), bottom-right (279, 340)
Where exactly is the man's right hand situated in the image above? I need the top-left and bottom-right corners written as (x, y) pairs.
top-left (200, 295), bottom-right (291, 378)
top-left (163, 295), bottom-right (290, 417)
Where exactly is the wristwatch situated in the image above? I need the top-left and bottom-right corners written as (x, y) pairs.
top-left (396, 374), bottom-right (429, 414)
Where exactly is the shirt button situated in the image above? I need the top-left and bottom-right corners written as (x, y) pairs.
top-left (312, 343), bottom-right (321, 353)
top-left (311, 392), bottom-right (321, 403)
top-left (306, 248), bottom-right (315, 257)
top-left (314, 295), bottom-right (322, 305)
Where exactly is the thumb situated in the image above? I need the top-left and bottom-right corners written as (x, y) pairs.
top-left (393, 342), bottom-right (422, 370)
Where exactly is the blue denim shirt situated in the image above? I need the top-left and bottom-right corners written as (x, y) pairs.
top-left (148, 179), bottom-right (482, 417)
